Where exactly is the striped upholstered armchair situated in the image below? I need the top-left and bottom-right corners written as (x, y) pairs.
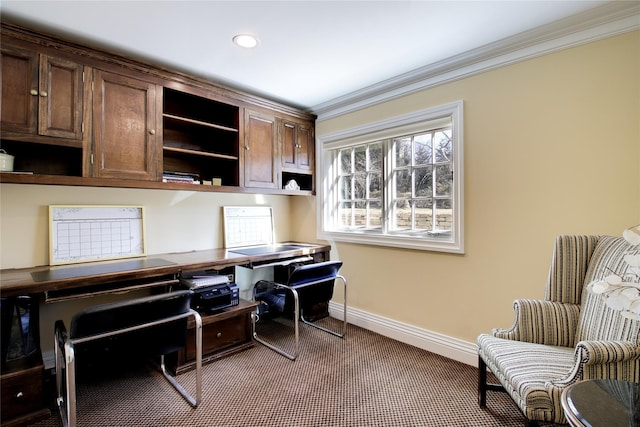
top-left (477, 235), bottom-right (640, 426)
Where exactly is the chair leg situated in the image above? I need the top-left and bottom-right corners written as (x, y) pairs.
top-left (55, 322), bottom-right (76, 427)
top-left (159, 309), bottom-right (202, 407)
top-left (300, 275), bottom-right (347, 339)
top-left (252, 286), bottom-right (300, 360)
top-left (478, 355), bottom-right (488, 408)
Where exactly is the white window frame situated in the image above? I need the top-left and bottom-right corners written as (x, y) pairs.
top-left (317, 101), bottom-right (464, 253)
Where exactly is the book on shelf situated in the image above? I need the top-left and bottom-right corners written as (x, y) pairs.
top-left (162, 171), bottom-right (201, 184)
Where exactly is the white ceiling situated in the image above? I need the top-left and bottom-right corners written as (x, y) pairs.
top-left (0, 1), bottom-right (631, 113)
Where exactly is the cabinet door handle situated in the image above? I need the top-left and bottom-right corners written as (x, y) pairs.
top-left (40, 91), bottom-right (48, 97)
top-left (16, 391), bottom-right (24, 398)
top-left (216, 332), bottom-right (222, 338)
top-left (245, 145), bottom-right (250, 151)
top-left (30, 90), bottom-right (38, 96)
top-left (149, 129), bottom-right (156, 135)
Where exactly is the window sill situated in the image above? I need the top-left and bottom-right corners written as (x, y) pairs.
top-left (319, 230), bottom-right (464, 254)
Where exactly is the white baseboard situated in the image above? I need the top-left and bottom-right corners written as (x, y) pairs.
top-left (328, 301), bottom-right (478, 366)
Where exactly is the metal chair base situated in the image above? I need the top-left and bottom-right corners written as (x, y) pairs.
top-left (55, 307), bottom-right (202, 427)
top-left (252, 271), bottom-right (347, 360)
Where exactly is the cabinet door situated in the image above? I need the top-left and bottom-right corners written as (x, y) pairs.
top-left (92, 69), bottom-right (160, 180)
top-left (0, 46), bottom-right (84, 140)
top-left (281, 119), bottom-right (314, 172)
top-left (38, 54), bottom-right (84, 139)
top-left (243, 109), bottom-right (278, 189)
top-left (281, 120), bottom-right (297, 170)
top-left (295, 121), bottom-right (314, 171)
top-left (1, 45), bottom-right (38, 134)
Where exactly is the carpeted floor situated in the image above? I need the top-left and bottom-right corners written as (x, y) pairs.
top-left (33, 318), bottom-right (562, 426)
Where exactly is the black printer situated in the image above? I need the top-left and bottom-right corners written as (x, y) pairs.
top-left (180, 274), bottom-right (239, 313)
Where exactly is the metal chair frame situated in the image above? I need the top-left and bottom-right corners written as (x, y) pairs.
top-left (54, 292), bottom-right (202, 427)
top-left (252, 261), bottom-right (347, 360)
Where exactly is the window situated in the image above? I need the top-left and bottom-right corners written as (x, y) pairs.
top-left (318, 101), bottom-right (464, 253)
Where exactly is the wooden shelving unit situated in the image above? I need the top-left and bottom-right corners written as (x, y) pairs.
top-left (162, 88), bottom-right (240, 186)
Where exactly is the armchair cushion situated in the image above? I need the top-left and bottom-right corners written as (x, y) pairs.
top-left (478, 333), bottom-right (575, 421)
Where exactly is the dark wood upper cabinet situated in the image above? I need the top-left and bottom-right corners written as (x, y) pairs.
top-left (243, 109), bottom-right (278, 189)
top-left (281, 119), bottom-right (314, 172)
top-left (1, 44), bottom-right (83, 140)
top-left (0, 21), bottom-right (316, 194)
top-left (91, 69), bottom-right (160, 181)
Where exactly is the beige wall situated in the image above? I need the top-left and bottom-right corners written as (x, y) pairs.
top-left (0, 185), bottom-right (294, 268)
top-left (301, 31), bottom-right (640, 343)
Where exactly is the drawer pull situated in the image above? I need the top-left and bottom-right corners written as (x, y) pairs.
top-left (16, 391), bottom-right (24, 398)
top-left (216, 332), bottom-right (222, 338)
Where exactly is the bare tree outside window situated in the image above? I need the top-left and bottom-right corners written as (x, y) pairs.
top-left (391, 128), bottom-right (452, 234)
top-left (338, 143), bottom-right (382, 229)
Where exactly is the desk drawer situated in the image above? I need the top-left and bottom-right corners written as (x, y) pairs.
top-left (185, 315), bottom-right (249, 359)
top-left (169, 300), bottom-right (256, 374)
top-left (1, 364), bottom-right (43, 422)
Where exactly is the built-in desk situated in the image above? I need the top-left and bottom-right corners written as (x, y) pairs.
top-left (0, 242), bottom-right (330, 298)
top-left (0, 242), bottom-right (330, 427)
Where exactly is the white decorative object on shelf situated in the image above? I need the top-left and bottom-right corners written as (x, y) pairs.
top-left (589, 224), bottom-right (640, 320)
top-left (284, 179), bottom-right (300, 190)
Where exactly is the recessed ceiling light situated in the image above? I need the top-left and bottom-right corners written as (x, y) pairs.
top-left (233, 34), bottom-right (259, 49)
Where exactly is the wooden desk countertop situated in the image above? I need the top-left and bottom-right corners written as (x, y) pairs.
top-left (0, 242), bottom-right (331, 297)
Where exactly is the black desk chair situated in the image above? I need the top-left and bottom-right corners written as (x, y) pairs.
top-left (252, 260), bottom-right (346, 360)
top-left (54, 290), bottom-right (202, 427)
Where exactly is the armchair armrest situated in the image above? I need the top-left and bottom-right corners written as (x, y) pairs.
top-left (493, 299), bottom-right (580, 346)
top-left (549, 341), bottom-right (640, 388)
top-left (577, 340), bottom-right (640, 366)
top-left (544, 341), bottom-right (640, 410)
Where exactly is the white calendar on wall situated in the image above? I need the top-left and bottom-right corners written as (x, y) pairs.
top-left (223, 206), bottom-right (274, 249)
top-left (49, 205), bottom-right (146, 265)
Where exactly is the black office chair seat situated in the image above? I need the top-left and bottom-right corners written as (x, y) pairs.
top-left (54, 290), bottom-right (202, 427)
top-left (252, 260), bottom-right (347, 360)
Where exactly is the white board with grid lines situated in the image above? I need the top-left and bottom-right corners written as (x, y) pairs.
top-left (223, 206), bottom-right (274, 249)
top-left (49, 205), bottom-right (145, 265)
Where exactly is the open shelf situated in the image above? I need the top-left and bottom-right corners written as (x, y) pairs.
top-left (163, 146), bottom-right (238, 161)
top-left (0, 139), bottom-right (82, 177)
top-left (282, 171), bottom-right (313, 192)
top-left (162, 87), bottom-right (240, 186)
top-left (162, 113), bottom-right (238, 133)
top-left (163, 88), bottom-right (239, 130)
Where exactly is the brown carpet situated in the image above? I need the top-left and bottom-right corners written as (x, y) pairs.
top-left (32, 318), bottom-right (562, 427)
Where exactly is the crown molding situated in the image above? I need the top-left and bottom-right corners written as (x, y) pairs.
top-left (313, 1), bottom-right (640, 121)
